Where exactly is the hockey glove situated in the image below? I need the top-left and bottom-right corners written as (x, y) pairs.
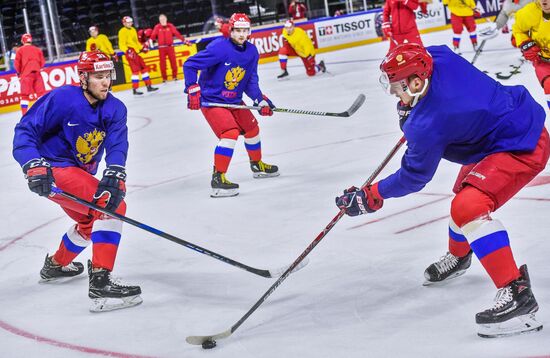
top-left (382, 22), bottom-right (393, 40)
top-left (335, 184), bottom-right (384, 217)
top-left (254, 95), bottom-right (275, 116)
top-left (186, 84), bottom-right (201, 110)
top-left (110, 53), bottom-right (119, 62)
top-left (22, 158), bottom-right (55, 197)
top-left (397, 100), bottom-right (412, 131)
top-left (93, 165), bottom-right (126, 215)
top-left (473, 8), bottom-right (481, 18)
top-left (520, 40), bottom-right (541, 64)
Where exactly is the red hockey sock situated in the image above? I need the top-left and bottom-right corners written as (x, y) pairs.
top-left (448, 219), bottom-right (471, 257)
top-left (244, 126), bottom-right (261, 162)
top-left (214, 129), bottom-right (239, 173)
top-left (20, 95), bottom-right (30, 115)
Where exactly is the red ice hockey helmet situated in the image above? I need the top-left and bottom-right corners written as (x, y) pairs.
top-left (122, 16), bottom-right (133, 25)
top-left (77, 51), bottom-right (114, 74)
top-left (229, 13), bottom-right (251, 30)
top-left (380, 43), bottom-right (433, 83)
top-left (21, 33), bottom-right (32, 44)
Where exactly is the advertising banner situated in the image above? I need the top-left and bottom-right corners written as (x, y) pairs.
top-left (0, 61), bottom-right (80, 109)
top-left (314, 12), bottom-right (378, 49)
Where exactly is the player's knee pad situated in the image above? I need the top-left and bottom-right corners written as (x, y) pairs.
top-left (244, 125), bottom-right (259, 138)
top-left (450, 185), bottom-right (495, 227)
top-left (221, 128), bottom-right (240, 140)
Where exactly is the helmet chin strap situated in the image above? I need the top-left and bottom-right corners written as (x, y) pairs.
top-left (405, 78), bottom-right (429, 107)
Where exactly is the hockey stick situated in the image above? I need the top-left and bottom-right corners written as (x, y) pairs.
top-left (50, 187), bottom-right (308, 278)
top-left (495, 59), bottom-right (526, 80)
top-left (202, 93), bottom-right (366, 118)
top-left (186, 136), bottom-right (407, 348)
top-left (471, 39), bottom-right (487, 65)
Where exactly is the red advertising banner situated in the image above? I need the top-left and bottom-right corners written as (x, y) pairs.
top-left (0, 61), bottom-right (80, 110)
top-left (249, 22), bottom-right (318, 59)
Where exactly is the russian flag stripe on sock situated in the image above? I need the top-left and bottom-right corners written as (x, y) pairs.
top-left (215, 146), bottom-right (234, 157)
top-left (470, 230), bottom-right (510, 259)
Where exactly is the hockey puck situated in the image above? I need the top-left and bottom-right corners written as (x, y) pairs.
top-left (201, 339), bottom-right (217, 349)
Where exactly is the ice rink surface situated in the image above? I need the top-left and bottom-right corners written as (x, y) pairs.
top-left (1, 27), bottom-right (550, 358)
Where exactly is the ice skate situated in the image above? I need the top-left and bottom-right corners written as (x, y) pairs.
top-left (476, 265), bottom-right (543, 338)
top-left (250, 160), bottom-right (280, 178)
top-left (39, 254), bottom-right (84, 283)
top-left (88, 260), bottom-right (142, 312)
top-left (318, 60), bottom-right (326, 73)
top-left (146, 85), bottom-right (159, 93)
top-left (423, 250), bottom-right (472, 286)
top-left (453, 46), bottom-right (462, 56)
top-left (132, 89), bottom-right (143, 96)
top-left (277, 70), bottom-right (289, 79)
top-left (211, 170), bottom-right (239, 198)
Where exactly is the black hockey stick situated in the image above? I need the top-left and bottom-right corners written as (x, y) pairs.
top-left (495, 59), bottom-right (526, 80)
top-left (202, 93), bottom-right (366, 118)
top-left (50, 187), bottom-right (308, 278)
top-left (186, 136), bottom-right (407, 348)
top-left (471, 39), bottom-right (487, 65)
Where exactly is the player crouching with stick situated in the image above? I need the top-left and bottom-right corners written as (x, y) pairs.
top-left (336, 43), bottom-right (548, 338)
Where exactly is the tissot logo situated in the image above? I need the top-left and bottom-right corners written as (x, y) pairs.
top-left (318, 19), bottom-right (372, 37)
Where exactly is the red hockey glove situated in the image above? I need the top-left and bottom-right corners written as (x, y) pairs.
top-left (22, 158), bottom-right (55, 197)
top-left (141, 43), bottom-right (149, 53)
top-left (382, 22), bottom-right (393, 40)
top-left (254, 95), bottom-right (275, 116)
top-left (335, 183), bottom-right (384, 217)
top-left (126, 47), bottom-right (137, 60)
top-left (110, 53), bottom-right (119, 62)
top-left (473, 8), bottom-right (481, 18)
top-left (520, 40), bottom-right (541, 64)
top-left (186, 84), bottom-right (201, 110)
top-left (92, 165), bottom-right (126, 217)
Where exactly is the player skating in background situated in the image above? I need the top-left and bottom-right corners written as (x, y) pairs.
top-left (184, 13), bottom-right (279, 198)
top-left (86, 25), bottom-right (118, 62)
top-left (442, 0), bottom-right (480, 53)
top-left (513, 0), bottom-right (550, 109)
top-left (118, 16), bottom-right (158, 95)
top-left (277, 20), bottom-right (326, 79)
top-left (382, 0), bottom-right (428, 51)
top-left (336, 43), bottom-right (547, 337)
top-left (150, 14), bottom-right (188, 83)
top-left (12, 51), bottom-right (142, 312)
top-left (14, 33), bottom-right (45, 115)
top-left (494, 0), bottom-right (535, 34)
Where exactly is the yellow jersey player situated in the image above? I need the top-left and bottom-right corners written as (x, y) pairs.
top-left (277, 20), bottom-right (325, 79)
top-left (86, 26), bottom-right (117, 61)
top-left (513, 0), bottom-right (550, 109)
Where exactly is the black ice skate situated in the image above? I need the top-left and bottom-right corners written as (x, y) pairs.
top-left (88, 260), bottom-right (142, 312)
top-left (250, 160), bottom-right (280, 179)
top-left (211, 170), bottom-right (239, 198)
top-left (423, 250), bottom-right (472, 286)
top-left (277, 70), bottom-right (289, 79)
top-left (133, 89), bottom-right (143, 95)
top-left (476, 265), bottom-right (543, 338)
top-left (147, 85), bottom-right (159, 92)
top-left (318, 60), bottom-right (326, 73)
top-left (39, 254), bottom-right (84, 283)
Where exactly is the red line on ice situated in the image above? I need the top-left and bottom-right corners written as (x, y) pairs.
top-left (0, 319), bottom-right (155, 358)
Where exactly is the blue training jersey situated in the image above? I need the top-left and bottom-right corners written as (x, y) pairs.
top-left (183, 38), bottom-right (263, 104)
top-left (378, 45), bottom-right (546, 199)
top-left (13, 85), bottom-right (128, 175)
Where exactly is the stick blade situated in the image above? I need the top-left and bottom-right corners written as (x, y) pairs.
top-left (186, 329), bottom-right (232, 345)
top-left (341, 94), bottom-right (366, 117)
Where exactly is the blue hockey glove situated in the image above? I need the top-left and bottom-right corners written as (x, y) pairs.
top-left (335, 184), bottom-right (384, 216)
